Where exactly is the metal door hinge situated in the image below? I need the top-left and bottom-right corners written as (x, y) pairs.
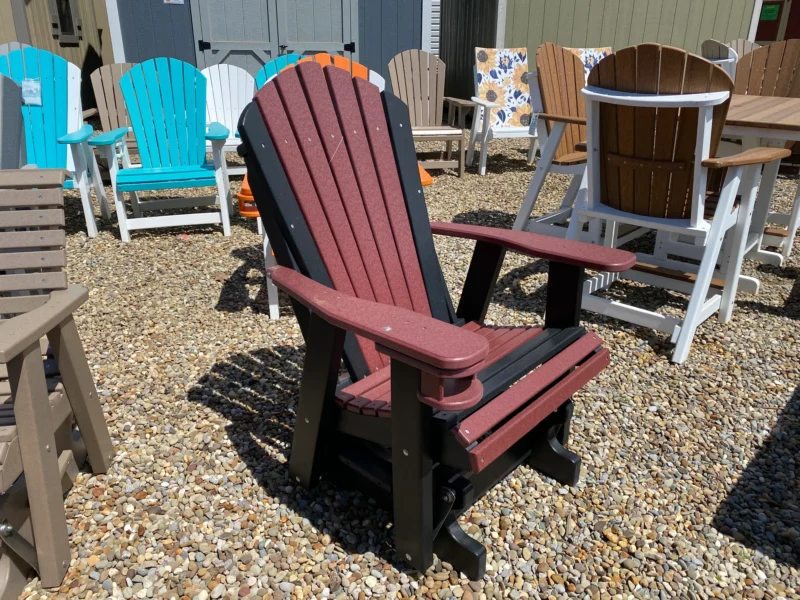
top-left (198, 40), bottom-right (211, 51)
top-left (344, 42), bottom-right (355, 53)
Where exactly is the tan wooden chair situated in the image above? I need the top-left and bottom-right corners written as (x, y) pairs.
top-left (89, 63), bottom-right (137, 161)
top-left (733, 40), bottom-right (800, 258)
top-left (728, 39), bottom-right (760, 57)
top-left (0, 169), bottom-right (114, 598)
top-left (566, 44), bottom-right (788, 363)
top-left (388, 50), bottom-right (467, 177)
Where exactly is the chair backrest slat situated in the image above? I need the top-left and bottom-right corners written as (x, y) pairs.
top-left (588, 44), bottom-right (733, 219)
top-left (202, 63), bottom-right (257, 140)
top-left (120, 58), bottom-right (207, 168)
top-left (0, 75), bottom-right (25, 169)
top-left (90, 63), bottom-right (136, 145)
top-left (735, 40), bottom-right (800, 97)
top-left (253, 63), bottom-right (434, 373)
top-left (536, 43), bottom-right (587, 161)
top-left (0, 169), bottom-right (68, 316)
top-left (388, 50), bottom-right (446, 128)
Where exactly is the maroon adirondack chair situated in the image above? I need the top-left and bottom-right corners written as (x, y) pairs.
top-left (237, 62), bottom-right (635, 578)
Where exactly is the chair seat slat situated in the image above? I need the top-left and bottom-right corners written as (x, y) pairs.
top-left (0, 250), bottom-right (66, 271)
top-left (0, 189), bottom-right (64, 207)
top-left (0, 230), bottom-right (65, 250)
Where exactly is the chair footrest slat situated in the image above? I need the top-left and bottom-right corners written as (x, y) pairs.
top-left (454, 332), bottom-right (603, 447)
top-left (465, 347), bottom-right (610, 474)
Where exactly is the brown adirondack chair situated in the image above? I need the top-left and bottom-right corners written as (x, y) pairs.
top-left (0, 169), bottom-right (114, 597)
top-left (388, 49), bottom-right (468, 176)
top-left (90, 63), bottom-right (137, 157)
top-left (237, 61), bottom-right (635, 578)
top-left (734, 40), bottom-right (800, 258)
top-left (514, 43), bottom-right (588, 236)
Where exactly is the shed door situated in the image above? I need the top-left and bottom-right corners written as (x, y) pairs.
top-left (276, 0), bottom-right (359, 60)
top-left (191, 0), bottom-right (280, 73)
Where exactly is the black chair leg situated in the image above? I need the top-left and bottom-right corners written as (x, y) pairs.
top-left (433, 513), bottom-right (486, 580)
top-left (391, 360), bottom-right (434, 573)
top-left (528, 400), bottom-right (581, 487)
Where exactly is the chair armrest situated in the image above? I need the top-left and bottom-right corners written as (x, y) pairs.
top-left (206, 122), bottom-right (230, 141)
top-left (57, 124), bottom-right (94, 145)
top-left (0, 285), bottom-right (88, 362)
top-left (702, 147), bottom-right (791, 169)
top-left (538, 113), bottom-right (586, 126)
top-left (82, 108), bottom-right (98, 120)
top-left (444, 97), bottom-right (475, 109)
top-left (470, 96), bottom-right (500, 109)
top-left (268, 266), bottom-right (488, 373)
top-left (431, 222), bottom-right (636, 272)
top-left (88, 127), bottom-right (130, 147)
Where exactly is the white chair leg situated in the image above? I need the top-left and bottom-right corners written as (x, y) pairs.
top-left (720, 165), bottom-right (760, 322)
top-left (527, 137), bottom-right (539, 164)
top-left (782, 179), bottom-right (800, 258)
top-left (466, 106), bottom-right (482, 166)
top-left (565, 175), bottom-right (589, 240)
top-left (673, 172), bottom-right (739, 364)
top-left (100, 145), bottom-right (131, 243)
top-left (84, 143), bottom-right (111, 222)
top-left (263, 233), bottom-right (279, 320)
top-left (257, 216), bottom-right (264, 236)
top-left (561, 172), bottom-right (583, 209)
top-left (477, 119), bottom-right (492, 176)
top-left (212, 140), bottom-right (231, 236)
top-left (69, 144), bottom-right (98, 238)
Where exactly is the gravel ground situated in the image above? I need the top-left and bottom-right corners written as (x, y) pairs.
top-left (21, 140), bottom-right (799, 600)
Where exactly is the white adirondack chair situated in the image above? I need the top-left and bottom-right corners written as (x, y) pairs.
top-left (566, 44), bottom-right (789, 364)
top-left (701, 39), bottom-right (738, 79)
top-left (202, 63), bottom-right (257, 176)
top-left (0, 47), bottom-right (110, 237)
top-left (468, 47), bottom-right (537, 176)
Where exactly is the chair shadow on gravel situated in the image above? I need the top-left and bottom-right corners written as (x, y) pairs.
top-left (713, 384), bottom-right (800, 567)
top-left (735, 264), bottom-right (800, 321)
top-left (187, 346), bottom-right (404, 570)
top-left (215, 246), bottom-right (289, 315)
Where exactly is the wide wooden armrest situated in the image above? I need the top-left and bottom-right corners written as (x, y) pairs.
top-left (470, 96), bottom-right (500, 109)
top-left (575, 141), bottom-right (587, 152)
top-left (57, 124), bottom-right (94, 145)
top-left (431, 222), bottom-right (636, 272)
top-left (206, 122), bottom-right (230, 141)
top-left (702, 147), bottom-right (791, 169)
top-left (0, 285), bottom-right (88, 362)
top-left (538, 113), bottom-right (586, 126)
top-left (444, 97), bottom-right (475, 108)
top-left (268, 266), bottom-right (489, 372)
top-left (88, 127), bottom-right (129, 147)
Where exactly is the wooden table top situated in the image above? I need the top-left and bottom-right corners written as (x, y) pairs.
top-left (726, 95), bottom-right (800, 132)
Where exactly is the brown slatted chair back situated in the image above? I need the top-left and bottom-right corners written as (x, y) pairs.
top-left (254, 63), bottom-right (433, 373)
top-left (735, 39), bottom-right (800, 97)
top-left (90, 63), bottom-right (137, 146)
top-left (588, 44), bottom-right (733, 219)
top-left (728, 39), bottom-right (760, 57)
top-left (387, 49), bottom-right (445, 127)
top-left (536, 43), bottom-right (587, 163)
top-left (0, 170), bottom-right (69, 318)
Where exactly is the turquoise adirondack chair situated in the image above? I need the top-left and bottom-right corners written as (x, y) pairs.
top-left (0, 47), bottom-right (110, 237)
top-left (254, 54), bottom-right (301, 88)
top-left (89, 58), bottom-right (231, 242)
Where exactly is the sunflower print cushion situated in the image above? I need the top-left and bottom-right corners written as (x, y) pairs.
top-left (567, 47), bottom-right (612, 81)
top-left (475, 47), bottom-right (532, 129)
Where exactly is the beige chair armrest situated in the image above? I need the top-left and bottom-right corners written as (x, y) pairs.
top-left (538, 113), bottom-right (586, 126)
top-left (702, 147), bottom-right (791, 168)
top-left (0, 285), bottom-right (88, 362)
